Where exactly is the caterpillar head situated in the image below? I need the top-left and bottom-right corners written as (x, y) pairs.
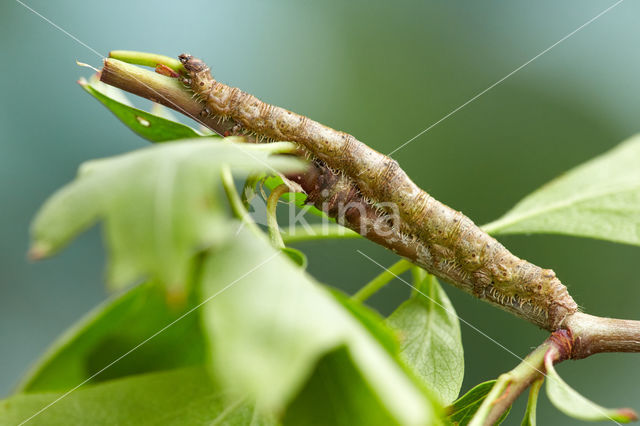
top-left (178, 54), bottom-right (213, 92)
top-left (178, 54), bottom-right (208, 73)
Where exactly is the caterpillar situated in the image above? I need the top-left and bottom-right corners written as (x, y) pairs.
top-left (178, 54), bottom-right (578, 330)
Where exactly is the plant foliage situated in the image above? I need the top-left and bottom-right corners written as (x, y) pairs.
top-left (4, 73), bottom-right (640, 425)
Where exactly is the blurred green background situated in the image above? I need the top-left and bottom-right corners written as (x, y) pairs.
top-left (1, 0), bottom-right (639, 424)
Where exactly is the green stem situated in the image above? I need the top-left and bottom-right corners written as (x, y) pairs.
top-left (410, 266), bottom-right (428, 297)
top-left (351, 259), bottom-right (412, 302)
top-left (469, 342), bottom-right (552, 426)
top-left (281, 224), bottom-right (361, 243)
top-left (521, 377), bottom-right (543, 425)
top-left (109, 50), bottom-right (185, 73)
top-left (221, 165), bottom-right (262, 237)
top-left (267, 184), bottom-right (289, 248)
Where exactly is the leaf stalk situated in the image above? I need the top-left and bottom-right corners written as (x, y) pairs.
top-left (352, 259), bottom-right (412, 302)
top-left (267, 184), bottom-right (289, 249)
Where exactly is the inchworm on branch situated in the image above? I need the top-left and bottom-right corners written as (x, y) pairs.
top-left (178, 54), bottom-right (577, 330)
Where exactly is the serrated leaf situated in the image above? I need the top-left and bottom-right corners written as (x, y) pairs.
top-left (544, 356), bottom-right (637, 423)
top-left (79, 77), bottom-right (203, 142)
top-left (199, 224), bottom-right (444, 425)
top-left (447, 381), bottom-right (509, 425)
top-left (30, 139), bottom-right (303, 292)
top-left (387, 274), bottom-right (464, 405)
top-left (521, 378), bottom-right (543, 426)
top-left (483, 135), bottom-right (640, 246)
top-left (17, 281), bottom-right (204, 393)
top-left (1, 367), bottom-right (276, 426)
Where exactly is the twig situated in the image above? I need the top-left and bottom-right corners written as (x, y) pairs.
top-left (101, 56), bottom-right (577, 330)
top-left (470, 331), bottom-right (572, 426)
top-left (563, 312), bottom-right (640, 358)
top-left (472, 321), bottom-right (640, 425)
top-left (96, 55), bottom-right (640, 355)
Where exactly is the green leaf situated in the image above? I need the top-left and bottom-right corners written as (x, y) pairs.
top-left (447, 381), bottom-right (510, 425)
top-left (30, 139), bottom-right (303, 292)
top-left (329, 289), bottom-right (399, 355)
top-left (1, 367), bottom-right (276, 426)
top-left (17, 281), bottom-right (205, 393)
top-left (200, 224), bottom-right (444, 425)
top-left (544, 355), bottom-right (637, 423)
top-left (283, 347), bottom-right (399, 426)
top-left (521, 378), bottom-right (543, 426)
top-left (79, 77), bottom-right (203, 142)
top-left (483, 135), bottom-right (640, 246)
top-left (280, 247), bottom-right (308, 268)
top-left (387, 274), bottom-right (464, 405)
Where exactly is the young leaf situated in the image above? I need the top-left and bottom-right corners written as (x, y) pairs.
top-left (30, 139), bottom-right (302, 292)
top-left (447, 381), bottom-right (510, 425)
top-left (387, 274), bottom-right (464, 405)
top-left (544, 355), bottom-right (637, 423)
top-left (1, 367), bottom-right (275, 426)
top-left (199, 224), bottom-right (444, 425)
top-left (17, 281), bottom-right (205, 393)
top-left (483, 135), bottom-right (640, 246)
top-left (521, 378), bottom-right (543, 426)
top-left (79, 77), bottom-right (203, 142)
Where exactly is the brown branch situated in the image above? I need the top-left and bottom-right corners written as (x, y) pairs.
top-left (563, 312), bottom-right (640, 359)
top-left (100, 57), bottom-right (569, 330)
top-left (476, 321), bottom-right (640, 424)
top-left (98, 57), bottom-right (640, 349)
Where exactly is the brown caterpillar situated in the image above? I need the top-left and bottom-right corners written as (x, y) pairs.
top-left (178, 54), bottom-right (577, 330)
